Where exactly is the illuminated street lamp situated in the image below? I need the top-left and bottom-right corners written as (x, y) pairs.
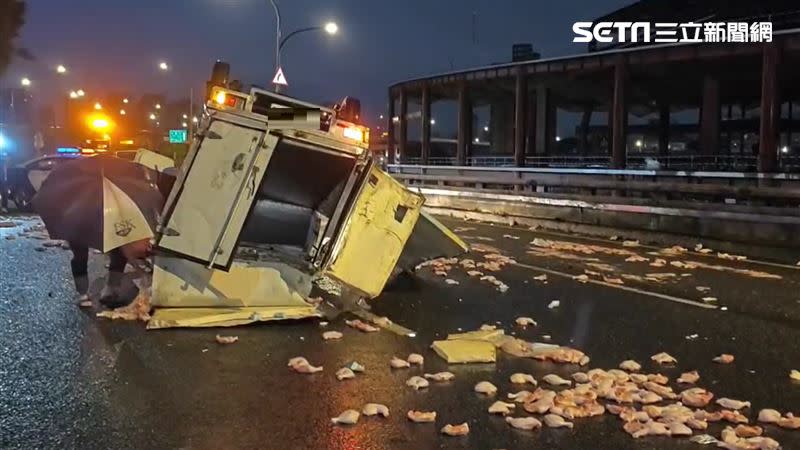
top-left (94, 102), bottom-right (102, 110)
top-left (158, 61), bottom-right (169, 71)
top-left (155, 103), bottom-right (161, 110)
top-left (20, 77), bottom-right (31, 87)
top-left (119, 109), bottom-right (126, 115)
top-left (69, 91), bottom-right (79, 99)
top-left (123, 98), bottom-right (129, 104)
top-left (182, 122), bottom-right (188, 128)
top-left (192, 116), bottom-right (199, 123)
top-left (76, 89), bottom-right (85, 97)
top-left (149, 113), bottom-right (156, 120)
top-left (182, 114), bottom-right (188, 119)
top-left (324, 22), bottom-right (339, 35)
top-left (430, 119), bottom-right (436, 125)
top-left (56, 64), bottom-right (67, 74)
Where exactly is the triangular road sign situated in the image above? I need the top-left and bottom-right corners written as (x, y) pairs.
top-left (272, 67), bottom-right (288, 86)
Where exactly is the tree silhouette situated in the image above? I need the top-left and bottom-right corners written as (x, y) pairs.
top-left (0, 0), bottom-right (26, 75)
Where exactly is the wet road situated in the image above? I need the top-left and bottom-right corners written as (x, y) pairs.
top-left (1, 214), bottom-right (800, 449)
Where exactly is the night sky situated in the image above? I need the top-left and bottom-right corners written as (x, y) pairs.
top-left (3, 0), bottom-right (630, 125)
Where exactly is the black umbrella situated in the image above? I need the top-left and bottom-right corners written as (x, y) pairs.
top-left (32, 155), bottom-right (164, 252)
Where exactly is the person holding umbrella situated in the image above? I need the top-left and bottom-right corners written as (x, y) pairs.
top-left (33, 154), bottom-right (164, 308)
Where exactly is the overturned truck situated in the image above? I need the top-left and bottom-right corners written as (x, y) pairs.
top-left (147, 63), bottom-right (466, 328)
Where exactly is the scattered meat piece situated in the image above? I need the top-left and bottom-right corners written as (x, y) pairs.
top-left (719, 426), bottom-right (780, 450)
top-left (336, 368), bottom-right (355, 380)
top-left (572, 372), bottom-right (589, 383)
top-left (288, 357), bottom-right (323, 374)
top-left (681, 388), bottom-right (713, 407)
top-left (362, 403), bottom-right (389, 417)
top-left (424, 371), bottom-right (455, 382)
top-left (636, 390), bottom-right (663, 404)
top-left (573, 274), bottom-right (589, 283)
top-left (631, 420), bottom-right (670, 438)
top-left (607, 369), bottom-right (630, 383)
top-left (331, 409), bottom-right (360, 425)
top-left (441, 423), bottom-right (470, 436)
top-left (650, 259), bottom-right (667, 267)
top-left (510, 373), bottom-right (537, 385)
top-left (603, 276), bottom-right (624, 285)
top-left (390, 356), bottom-right (411, 369)
top-left (372, 316), bottom-right (391, 327)
top-left (479, 324), bottom-right (497, 331)
top-left (505, 416), bottom-right (542, 430)
top-left (474, 381), bottom-right (498, 395)
top-left (543, 414), bottom-right (574, 429)
top-left (78, 300), bottom-right (92, 308)
top-left (542, 374), bottom-right (571, 386)
top-left (625, 255), bottom-right (649, 262)
top-left (406, 376), bottom-right (429, 390)
top-left (716, 398), bottom-right (751, 410)
top-left (444, 279), bottom-right (459, 285)
top-left (407, 410), bottom-right (437, 423)
top-left (503, 234), bottom-right (520, 240)
top-left (687, 418), bottom-right (709, 430)
top-left (702, 297), bottom-right (718, 303)
top-left (644, 381), bottom-right (677, 399)
top-left (507, 390), bottom-right (534, 403)
top-left (322, 331), bottom-right (343, 340)
top-left (668, 422), bottom-right (693, 437)
top-left (651, 352), bottom-right (677, 365)
top-left (629, 373), bottom-right (648, 384)
top-left (466, 270), bottom-right (484, 277)
top-left (215, 335), bottom-right (238, 344)
top-left (734, 425), bottom-right (763, 438)
top-left (757, 409), bottom-right (781, 424)
top-left (777, 413), bottom-right (800, 429)
top-left (523, 390), bottom-right (556, 414)
top-left (407, 353), bottom-right (424, 365)
top-left (345, 319), bottom-right (379, 332)
top-left (488, 401), bottom-right (516, 415)
top-left (713, 354), bottom-right (735, 364)
top-left (791, 370), bottom-right (800, 381)
top-left (678, 370), bottom-right (700, 384)
top-left (718, 410), bottom-right (750, 424)
top-left (623, 420), bottom-right (645, 436)
top-left (647, 373), bottom-right (669, 385)
top-left (515, 316), bottom-right (537, 327)
top-left (532, 274), bottom-right (548, 282)
top-left (622, 240), bottom-right (639, 247)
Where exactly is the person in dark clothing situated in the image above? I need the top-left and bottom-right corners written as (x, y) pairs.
top-left (69, 242), bottom-right (129, 308)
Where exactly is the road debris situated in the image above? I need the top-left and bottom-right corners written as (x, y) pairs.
top-left (622, 240), bottom-right (639, 247)
top-left (345, 319), bottom-right (379, 333)
top-left (407, 410), bottom-right (437, 423)
top-left (331, 409), bottom-right (360, 425)
top-left (509, 373), bottom-right (537, 385)
top-left (649, 258), bottom-right (667, 267)
top-left (690, 434), bottom-right (719, 445)
top-left (503, 234), bottom-right (520, 240)
top-left (215, 335), bottom-right (238, 345)
top-left (362, 403), bottom-right (389, 417)
top-left (619, 360), bottom-right (642, 372)
top-left (390, 356), bottom-right (411, 369)
top-left (532, 274), bottom-right (548, 282)
top-left (515, 316), bottom-right (537, 327)
top-left (474, 381), bottom-right (498, 395)
top-left (322, 331), bottom-right (343, 340)
top-left (696, 286), bottom-right (712, 292)
top-left (719, 426), bottom-right (780, 450)
top-left (441, 423), bottom-right (470, 436)
top-left (431, 339), bottom-right (496, 363)
top-left (347, 361), bottom-right (365, 372)
top-left (573, 274), bottom-right (589, 283)
top-left (542, 374), bottom-right (571, 386)
top-left (548, 300), bottom-right (560, 309)
top-left (424, 372), bottom-right (455, 382)
top-left (677, 370), bottom-right (700, 384)
top-left (96, 288), bottom-right (152, 322)
top-left (507, 390), bottom-right (535, 403)
top-left (702, 297), bottom-right (718, 303)
top-left (488, 400), bottom-right (516, 415)
top-left (757, 409), bottom-right (781, 424)
top-left (734, 424), bottom-right (763, 438)
top-left (444, 278), bottom-right (459, 285)
top-left (336, 368), bottom-right (355, 380)
top-left (571, 372), bottom-right (589, 383)
top-left (713, 353), bottom-right (735, 364)
top-left (625, 255), bottom-right (649, 262)
top-left (288, 357), bottom-right (323, 374)
top-left (718, 252), bottom-right (747, 261)
top-left (651, 352), bottom-right (677, 365)
top-left (717, 398), bottom-right (751, 410)
top-left (406, 376), bottom-right (429, 390)
top-left (791, 369), bottom-right (800, 381)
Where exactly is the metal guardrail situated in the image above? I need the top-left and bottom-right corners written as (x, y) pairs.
top-left (396, 154), bottom-right (800, 172)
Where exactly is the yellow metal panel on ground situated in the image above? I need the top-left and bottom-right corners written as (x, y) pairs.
top-left (325, 166), bottom-right (424, 297)
top-left (431, 339), bottom-right (497, 364)
top-left (147, 306), bottom-right (320, 329)
top-left (446, 329), bottom-right (507, 346)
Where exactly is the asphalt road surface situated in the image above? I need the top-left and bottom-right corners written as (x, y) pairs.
top-left (1, 214), bottom-right (799, 450)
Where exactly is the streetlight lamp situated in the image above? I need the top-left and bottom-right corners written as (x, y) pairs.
top-left (123, 98), bottom-right (129, 104)
top-left (158, 61), bottom-right (169, 71)
top-left (69, 91), bottom-right (79, 99)
top-left (76, 89), bottom-right (85, 97)
top-left (56, 64), bottom-right (67, 74)
top-left (94, 102), bottom-right (102, 110)
top-left (20, 77), bottom-right (31, 87)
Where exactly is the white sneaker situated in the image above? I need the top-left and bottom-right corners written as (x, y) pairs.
top-left (77, 294), bottom-right (92, 308)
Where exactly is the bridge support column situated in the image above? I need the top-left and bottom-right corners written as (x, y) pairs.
top-left (421, 86), bottom-right (431, 165)
top-left (534, 85), bottom-right (551, 155)
top-left (700, 75), bottom-right (720, 155)
top-left (514, 68), bottom-right (528, 167)
top-left (759, 43), bottom-right (781, 172)
top-left (658, 100), bottom-right (670, 156)
top-left (398, 89), bottom-right (408, 164)
top-left (611, 58), bottom-right (628, 169)
top-left (386, 90), bottom-right (395, 164)
top-left (457, 83), bottom-right (471, 166)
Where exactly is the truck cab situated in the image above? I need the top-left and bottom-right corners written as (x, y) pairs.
top-left (148, 70), bottom-right (466, 328)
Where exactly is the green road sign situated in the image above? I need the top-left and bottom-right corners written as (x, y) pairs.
top-left (169, 129), bottom-right (188, 144)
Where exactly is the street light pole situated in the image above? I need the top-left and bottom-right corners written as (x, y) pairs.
top-left (269, 0), bottom-right (282, 90)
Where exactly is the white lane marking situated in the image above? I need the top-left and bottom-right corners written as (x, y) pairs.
top-left (512, 261), bottom-right (718, 310)
top-left (459, 219), bottom-right (799, 272)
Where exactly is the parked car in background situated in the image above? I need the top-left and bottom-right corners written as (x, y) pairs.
top-left (4, 148), bottom-right (91, 211)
